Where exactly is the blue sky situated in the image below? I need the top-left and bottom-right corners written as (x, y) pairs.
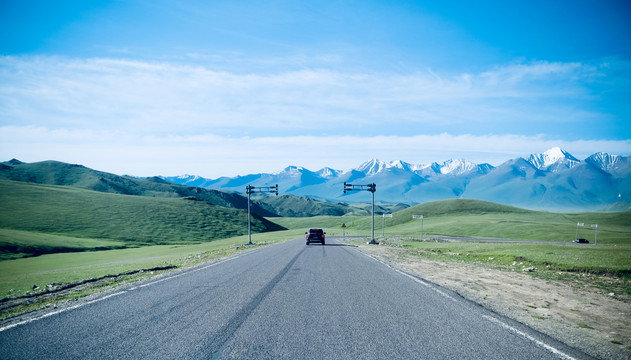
top-left (1, 0), bottom-right (630, 177)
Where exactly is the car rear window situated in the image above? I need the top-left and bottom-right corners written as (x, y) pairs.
top-left (309, 229), bottom-right (323, 234)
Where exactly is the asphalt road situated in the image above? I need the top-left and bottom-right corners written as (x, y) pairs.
top-left (0, 237), bottom-right (591, 359)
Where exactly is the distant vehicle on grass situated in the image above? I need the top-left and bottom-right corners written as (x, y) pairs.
top-left (574, 238), bottom-right (589, 244)
top-left (306, 228), bottom-right (325, 245)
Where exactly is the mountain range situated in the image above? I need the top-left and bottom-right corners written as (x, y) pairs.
top-left (0, 159), bottom-right (402, 217)
top-left (0, 159), bottom-right (275, 218)
top-left (162, 148), bottom-right (631, 212)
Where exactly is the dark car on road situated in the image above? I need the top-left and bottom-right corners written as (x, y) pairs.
top-left (574, 238), bottom-right (589, 244)
top-left (306, 228), bottom-right (325, 245)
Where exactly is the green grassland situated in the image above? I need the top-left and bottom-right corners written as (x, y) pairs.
top-left (0, 230), bottom-right (304, 299)
top-left (394, 241), bottom-right (630, 276)
top-left (0, 228), bottom-right (127, 260)
top-left (0, 159), bottom-right (278, 217)
top-left (0, 179), bottom-right (283, 259)
top-left (342, 236), bottom-right (631, 297)
top-left (0, 178), bottom-right (294, 305)
top-left (273, 199), bottom-right (631, 244)
top-left (254, 193), bottom-right (409, 217)
top-left (274, 199), bottom-right (631, 288)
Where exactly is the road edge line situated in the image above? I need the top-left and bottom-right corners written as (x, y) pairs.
top-left (357, 249), bottom-right (580, 360)
top-left (0, 253), bottom-right (248, 333)
top-left (0, 291), bottom-right (127, 333)
top-left (482, 314), bottom-right (577, 360)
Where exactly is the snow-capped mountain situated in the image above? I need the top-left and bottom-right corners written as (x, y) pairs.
top-left (439, 159), bottom-right (476, 175)
top-left (585, 152), bottom-right (626, 171)
top-left (161, 148), bottom-right (631, 211)
top-left (527, 147), bottom-right (580, 171)
top-left (355, 159), bottom-right (385, 176)
top-left (317, 167), bottom-right (343, 178)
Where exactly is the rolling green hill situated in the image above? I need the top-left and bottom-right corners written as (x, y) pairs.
top-left (253, 193), bottom-right (410, 217)
top-left (1, 159), bottom-right (410, 218)
top-left (0, 179), bottom-right (284, 260)
top-left (0, 159), bottom-right (277, 217)
top-left (389, 199), bottom-right (534, 225)
top-left (254, 194), bottom-right (349, 217)
top-left (272, 198), bottom-right (631, 244)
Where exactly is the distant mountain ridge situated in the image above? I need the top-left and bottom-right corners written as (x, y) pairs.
top-left (162, 147), bottom-right (631, 211)
top-left (0, 159), bottom-right (382, 217)
top-left (0, 159), bottom-right (277, 217)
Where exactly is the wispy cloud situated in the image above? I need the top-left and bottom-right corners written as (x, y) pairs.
top-left (1, 55), bottom-right (622, 138)
top-left (1, 55), bottom-right (629, 177)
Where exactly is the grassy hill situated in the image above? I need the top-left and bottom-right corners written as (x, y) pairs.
top-left (392, 199), bottom-right (533, 222)
top-left (1, 159), bottom-right (411, 218)
top-left (0, 159), bottom-right (277, 217)
top-left (254, 193), bottom-right (410, 217)
top-left (272, 198), bottom-right (631, 244)
top-left (254, 194), bottom-right (350, 217)
top-left (0, 179), bottom-right (284, 260)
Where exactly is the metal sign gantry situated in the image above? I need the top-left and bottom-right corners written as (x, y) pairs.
top-left (344, 182), bottom-right (378, 244)
top-left (246, 184), bottom-right (278, 245)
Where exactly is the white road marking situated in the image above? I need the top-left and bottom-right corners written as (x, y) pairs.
top-left (0, 291), bottom-right (127, 333)
top-left (357, 248), bottom-right (577, 360)
top-left (360, 251), bottom-right (458, 302)
top-left (482, 314), bottom-right (577, 360)
top-left (0, 254), bottom-right (244, 332)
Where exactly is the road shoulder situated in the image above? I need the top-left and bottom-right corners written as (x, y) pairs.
top-left (353, 243), bottom-right (631, 360)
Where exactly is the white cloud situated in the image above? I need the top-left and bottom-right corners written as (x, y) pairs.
top-left (0, 55), bottom-right (616, 138)
top-left (1, 55), bottom-right (628, 177)
top-left (479, 61), bottom-right (590, 85)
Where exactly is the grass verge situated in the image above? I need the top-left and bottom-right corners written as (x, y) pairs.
top-left (344, 236), bottom-right (631, 297)
top-left (0, 229), bottom-right (303, 319)
top-left (271, 204), bottom-right (631, 244)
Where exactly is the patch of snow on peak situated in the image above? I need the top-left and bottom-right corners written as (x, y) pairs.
top-left (317, 167), bottom-right (341, 178)
top-left (387, 160), bottom-right (412, 171)
top-left (528, 147), bottom-right (580, 170)
top-left (413, 163), bottom-right (433, 171)
top-left (273, 166), bottom-right (305, 176)
top-left (357, 159), bottom-right (387, 176)
top-left (440, 159), bottom-right (476, 175)
top-left (177, 174), bottom-right (199, 181)
top-left (587, 152), bottom-right (620, 170)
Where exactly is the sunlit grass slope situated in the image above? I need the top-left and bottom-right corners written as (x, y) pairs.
top-left (0, 179), bottom-right (284, 259)
top-left (0, 230), bottom-right (304, 299)
top-left (272, 199), bottom-right (631, 244)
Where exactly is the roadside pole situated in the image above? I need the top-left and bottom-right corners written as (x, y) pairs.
top-left (591, 224), bottom-right (598, 244)
top-left (344, 182), bottom-right (377, 244)
top-left (247, 186), bottom-right (251, 245)
top-left (245, 184), bottom-right (279, 245)
top-left (575, 222), bottom-right (584, 241)
top-left (371, 188), bottom-right (375, 244)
